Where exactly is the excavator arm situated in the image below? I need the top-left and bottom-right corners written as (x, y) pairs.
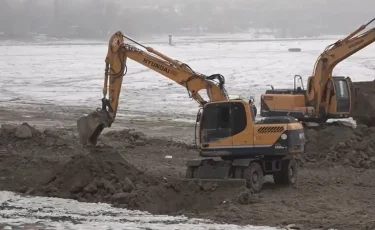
top-left (77, 31), bottom-right (229, 146)
top-left (307, 17), bottom-right (375, 115)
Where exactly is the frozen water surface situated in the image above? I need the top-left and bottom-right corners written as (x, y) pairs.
top-left (1, 38), bottom-right (374, 120)
top-left (0, 191), bottom-right (278, 230)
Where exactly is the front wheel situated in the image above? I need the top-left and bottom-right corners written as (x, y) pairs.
top-left (244, 162), bottom-right (264, 193)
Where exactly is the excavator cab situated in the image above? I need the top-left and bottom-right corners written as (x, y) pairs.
top-left (326, 77), bottom-right (352, 117)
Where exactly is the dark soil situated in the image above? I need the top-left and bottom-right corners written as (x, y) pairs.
top-left (0, 122), bottom-right (375, 230)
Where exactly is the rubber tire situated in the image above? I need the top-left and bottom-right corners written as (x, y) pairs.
top-left (273, 159), bottom-right (297, 186)
top-left (244, 162), bottom-right (264, 193)
top-left (185, 167), bottom-right (194, 178)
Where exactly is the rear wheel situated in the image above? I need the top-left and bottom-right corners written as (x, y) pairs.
top-left (273, 159), bottom-right (297, 187)
top-left (185, 166), bottom-right (194, 178)
top-left (244, 162), bottom-right (264, 193)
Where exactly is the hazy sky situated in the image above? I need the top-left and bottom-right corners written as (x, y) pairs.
top-left (0, 0), bottom-right (374, 39)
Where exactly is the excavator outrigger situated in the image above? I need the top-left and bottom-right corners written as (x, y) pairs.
top-left (77, 31), bottom-right (306, 192)
top-left (260, 17), bottom-right (375, 127)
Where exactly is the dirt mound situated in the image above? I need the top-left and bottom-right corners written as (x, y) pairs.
top-left (32, 146), bottom-right (238, 215)
top-left (103, 128), bottom-right (195, 149)
top-left (351, 81), bottom-right (375, 126)
top-left (0, 123), bottom-right (236, 215)
top-left (1, 121), bottom-right (375, 229)
top-left (34, 148), bottom-right (158, 201)
top-left (303, 123), bottom-right (375, 168)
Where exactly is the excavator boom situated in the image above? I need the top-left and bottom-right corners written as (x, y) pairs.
top-left (77, 31), bottom-right (229, 146)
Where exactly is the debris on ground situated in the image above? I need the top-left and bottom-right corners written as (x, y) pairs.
top-left (303, 123), bottom-right (375, 169)
top-left (1, 122), bottom-right (375, 229)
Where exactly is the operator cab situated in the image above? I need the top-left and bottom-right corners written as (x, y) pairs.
top-left (198, 101), bottom-right (248, 144)
top-left (265, 75), bottom-right (306, 95)
top-left (332, 76), bottom-right (351, 113)
top-left (306, 75), bottom-right (351, 116)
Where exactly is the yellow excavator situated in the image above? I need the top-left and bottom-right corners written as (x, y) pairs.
top-left (77, 31), bottom-right (306, 192)
top-left (260, 17), bottom-right (375, 127)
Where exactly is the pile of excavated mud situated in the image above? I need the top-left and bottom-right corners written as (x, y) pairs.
top-left (34, 148), bottom-right (239, 215)
top-left (303, 123), bottom-right (375, 168)
top-left (351, 81), bottom-right (375, 126)
top-left (1, 122), bottom-right (375, 229)
top-left (0, 122), bottom-right (250, 215)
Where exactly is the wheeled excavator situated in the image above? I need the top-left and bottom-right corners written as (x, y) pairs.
top-left (260, 17), bottom-right (375, 127)
top-left (77, 31), bottom-right (306, 192)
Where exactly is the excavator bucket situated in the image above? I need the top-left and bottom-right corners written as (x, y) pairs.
top-left (350, 80), bottom-right (375, 126)
top-left (77, 110), bottom-right (112, 146)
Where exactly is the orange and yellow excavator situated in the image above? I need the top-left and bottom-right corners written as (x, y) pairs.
top-left (260, 17), bottom-right (375, 127)
top-left (77, 31), bottom-right (306, 192)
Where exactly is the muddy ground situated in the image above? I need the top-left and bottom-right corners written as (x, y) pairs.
top-left (1, 104), bottom-right (375, 230)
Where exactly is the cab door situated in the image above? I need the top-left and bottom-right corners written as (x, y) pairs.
top-left (332, 77), bottom-right (351, 113)
top-left (199, 102), bottom-right (233, 150)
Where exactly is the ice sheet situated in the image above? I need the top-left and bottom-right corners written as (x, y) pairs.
top-left (1, 38), bottom-right (374, 121)
top-left (0, 191), bottom-right (278, 230)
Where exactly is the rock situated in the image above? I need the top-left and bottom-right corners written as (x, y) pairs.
top-left (17, 186), bottom-right (28, 193)
top-left (47, 186), bottom-right (58, 193)
top-left (44, 137), bottom-right (55, 146)
top-left (355, 141), bottom-right (368, 151)
top-left (55, 138), bottom-right (68, 147)
top-left (96, 179), bottom-right (106, 189)
top-left (360, 151), bottom-right (369, 159)
top-left (103, 180), bottom-right (116, 194)
top-left (83, 181), bottom-right (97, 193)
top-left (353, 160), bottom-right (362, 169)
top-left (235, 187), bottom-right (259, 205)
top-left (122, 177), bottom-right (135, 193)
top-left (134, 139), bottom-right (146, 146)
top-left (135, 182), bottom-right (147, 190)
top-left (201, 182), bottom-right (214, 192)
top-left (370, 156), bottom-right (375, 163)
top-left (15, 123), bottom-right (33, 139)
top-left (114, 183), bottom-right (123, 192)
top-left (343, 158), bottom-right (351, 165)
top-left (129, 131), bottom-right (145, 139)
top-left (70, 180), bottom-right (88, 193)
top-left (111, 192), bottom-right (136, 203)
top-left (360, 161), bottom-right (371, 169)
top-left (357, 124), bottom-right (368, 130)
top-left (284, 224), bottom-right (302, 230)
top-left (368, 146), bottom-right (375, 154)
top-left (25, 188), bottom-right (35, 195)
top-left (1, 124), bottom-right (17, 133)
top-left (335, 142), bottom-right (346, 150)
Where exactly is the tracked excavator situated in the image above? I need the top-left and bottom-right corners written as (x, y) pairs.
top-left (77, 31), bottom-right (306, 192)
top-left (260, 17), bottom-right (375, 127)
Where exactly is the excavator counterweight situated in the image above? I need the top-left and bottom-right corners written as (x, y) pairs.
top-left (77, 31), bottom-right (306, 192)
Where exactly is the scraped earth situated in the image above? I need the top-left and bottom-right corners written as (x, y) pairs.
top-left (1, 105), bottom-right (375, 230)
